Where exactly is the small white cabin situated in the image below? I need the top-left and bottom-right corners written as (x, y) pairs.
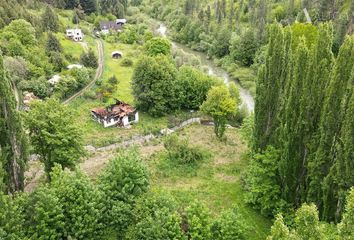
top-left (66, 29), bottom-right (84, 41)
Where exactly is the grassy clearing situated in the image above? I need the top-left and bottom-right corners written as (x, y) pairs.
top-left (101, 41), bottom-right (143, 103)
top-left (145, 124), bottom-right (271, 239)
top-left (68, 40), bottom-right (168, 147)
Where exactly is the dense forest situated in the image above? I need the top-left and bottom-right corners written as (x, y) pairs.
top-left (0, 0), bottom-right (353, 239)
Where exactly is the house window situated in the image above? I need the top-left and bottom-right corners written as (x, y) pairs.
top-left (128, 114), bottom-right (135, 122)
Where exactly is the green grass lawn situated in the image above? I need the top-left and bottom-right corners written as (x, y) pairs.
top-left (101, 41), bottom-right (143, 104)
top-left (145, 125), bottom-right (271, 240)
top-left (68, 40), bottom-right (168, 147)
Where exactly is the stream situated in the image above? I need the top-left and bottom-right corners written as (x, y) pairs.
top-left (156, 24), bottom-right (255, 113)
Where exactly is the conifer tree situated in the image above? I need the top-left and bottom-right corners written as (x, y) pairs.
top-left (41, 5), bottom-right (59, 32)
top-left (0, 54), bottom-right (28, 193)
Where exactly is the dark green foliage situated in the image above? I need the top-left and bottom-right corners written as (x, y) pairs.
top-left (183, 201), bottom-right (212, 239)
top-left (0, 54), bottom-right (28, 193)
top-left (49, 165), bottom-right (105, 239)
top-left (22, 186), bottom-right (65, 239)
top-left (211, 207), bottom-right (246, 240)
top-left (126, 192), bottom-right (185, 240)
top-left (308, 36), bottom-right (354, 220)
top-left (98, 150), bottom-right (149, 204)
top-left (132, 55), bottom-right (178, 116)
top-left (80, 49), bottom-right (98, 68)
top-left (244, 146), bottom-right (284, 216)
top-left (120, 58), bottom-right (133, 66)
top-left (41, 6), bottom-right (59, 32)
top-left (46, 32), bottom-right (62, 53)
top-left (100, 0), bottom-right (127, 17)
top-left (98, 150), bottom-right (149, 237)
top-left (251, 21), bottom-right (354, 221)
top-left (79, 0), bottom-right (97, 14)
top-left (48, 51), bottom-right (65, 72)
top-left (25, 99), bottom-right (84, 179)
top-left (176, 66), bottom-right (218, 110)
top-left (230, 29), bottom-right (258, 66)
top-left (108, 74), bottom-right (119, 85)
top-left (254, 23), bottom-right (286, 150)
top-left (144, 37), bottom-right (172, 56)
top-left (338, 188), bottom-right (354, 239)
top-left (0, 193), bottom-right (25, 239)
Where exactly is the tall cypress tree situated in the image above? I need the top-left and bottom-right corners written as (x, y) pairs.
top-left (308, 36), bottom-right (354, 220)
top-left (278, 39), bottom-right (310, 206)
top-left (328, 83), bottom-right (354, 221)
top-left (254, 24), bottom-right (285, 151)
top-left (0, 54), bottom-right (28, 193)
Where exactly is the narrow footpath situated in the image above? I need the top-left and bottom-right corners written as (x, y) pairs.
top-left (62, 39), bottom-right (104, 105)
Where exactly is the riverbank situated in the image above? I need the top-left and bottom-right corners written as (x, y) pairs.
top-left (156, 23), bottom-right (255, 112)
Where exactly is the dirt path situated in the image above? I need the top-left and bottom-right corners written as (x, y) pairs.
top-left (62, 39), bottom-right (104, 105)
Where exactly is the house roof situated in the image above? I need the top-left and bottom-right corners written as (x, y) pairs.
top-left (99, 21), bottom-right (122, 31)
top-left (111, 51), bottom-right (123, 57)
top-left (116, 19), bottom-right (127, 24)
top-left (91, 100), bottom-right (135, 119)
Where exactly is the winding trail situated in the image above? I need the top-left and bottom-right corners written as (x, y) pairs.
top-left (62, 39), bottom-right (104, 105)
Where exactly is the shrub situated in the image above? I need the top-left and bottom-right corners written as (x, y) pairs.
top-left (121, 58), bottom-right (133, 67)
top-left (163, 135), bottom-right (210, 166)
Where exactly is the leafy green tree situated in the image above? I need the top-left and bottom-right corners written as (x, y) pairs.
top-left (176, 66), bottom-right (218, 110)
top-left (0, 192), bottom-right (25, 239)
top-left (184, 201), bottom-right (212, 240)
top-left (0, 54), bottom-right (28, 193)
top-left (210, 27), bottom-right (231, 58)
top-left (25, 99), bottom-right (84, 179)
top-left (200, 85), bottom-right (236, 139)
top-left (49, 165), bottom-right (105, 239)
top-left (266, 215), bottom-right (292, 240)
top-left (3, 19), bottom-right (36, 46)
top-left (338, 187), bottom-right (354, 239)
top-left (98, 150), bottom-right (149, 237)
top-left (22, 186), bottom-right (65, 239)
top-left (211, 207), bottom-right (246, 240)
top-left (80, 49), bottom-right (98, 68)
top-left (244, 146), bottom-right (284, 216)
top-left (4, 56), bottom-right (28, 84)
top-left (48, 51), bottom-right (65, 72)
top-left (132, 55), bottom-right (178, 116)
top-left (41, 6), bottom-right (59, 32)
top-left (294, 204), bottom-right (324, 240)
top-left (46, 32), bottom-right (62, 53)
top-left (230, 29), bottom-right (258, 66)
top-left (126, 192), bottom-right (185, 240)
top-left (144, 37), bottom-right (172, 56)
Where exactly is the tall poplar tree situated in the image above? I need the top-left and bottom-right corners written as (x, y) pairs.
top-left (307, 36), bottom-right (354, 220)
top-left (0, 54), bottom-right (28, 193)
top-left (254, 24), bottom-right (285, 151)
top-left (278, 39), bottom-right (310, 206)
